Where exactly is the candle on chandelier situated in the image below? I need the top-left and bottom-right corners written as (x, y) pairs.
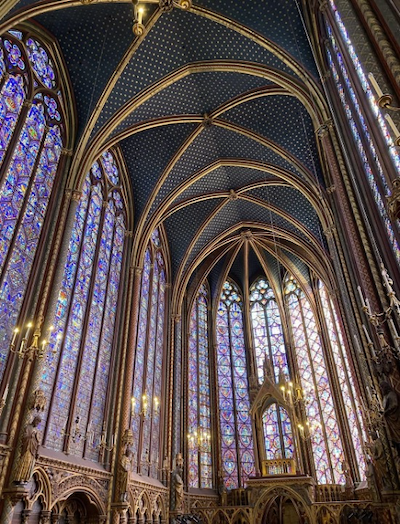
top-left (368, 72), bottom-right (384, 99)
top-left (357, 286), bottom-right (367, 309)
top-left (11, 328), bottom-right (19, 346)
top-left (24, 322), bottom-right (33, 340)
top-left (138, 6), bottom-right (144, 25)
top-left (385, 114), bottom-right (400, 145)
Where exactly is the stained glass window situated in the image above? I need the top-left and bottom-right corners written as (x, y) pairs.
top-left (328, 1), bottom-right (400, 174)
top-left (284, 275), bottom-right (345, 484)
top-left (0, 31), bottom-right (64, 384)
top-left (40, 151), bottom-right (126, 461)
top-left (325, 15), bottom-right (400, 266)
top-left (250, 278), bottom-right (289, 384)
top-left (130, 229), bottom-right (166, 479)
top-left (318, 282), bottom-right (366, 478)
top-left (217, 280), bottom-right (255, 489)
top-left (263, 404), bottom-right (294, 461)
top-left (188, 283), bottom-right (212, 489)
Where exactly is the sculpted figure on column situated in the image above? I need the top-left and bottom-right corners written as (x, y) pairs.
top-left (14, 416), bottom-right (41, 484)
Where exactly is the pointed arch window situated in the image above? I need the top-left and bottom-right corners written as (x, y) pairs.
top-left (0, 31), bottom-right (64, 384)
top-left (324, 8), bottom-right (400, 265)
top-left (318, 281), bottom-right (365, 477)
top-left (131, 229), bottom-right (166, 478)
top-left (40, 151), bottom-right (126, 461)
top-left (262, 403), bottom-right (294, 462)
top-left (216, 280), bottom-right (255, 489)
top-left (249, 277), bottom-right (289, 384)
top-left (188, 283), bottom-right (213, 489)
top-left (284, 274), bottom-right (345, 484)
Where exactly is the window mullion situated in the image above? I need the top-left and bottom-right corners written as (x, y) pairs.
top-left (227, 305), bottom-right (241, 488)
top-left (83, 212), bottom-right (117, 460)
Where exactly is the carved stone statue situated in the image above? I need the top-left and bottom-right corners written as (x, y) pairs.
top-left (14, 416), bottom-right (41, 484)
top-left (263, 353), bottom-right (274, 382)
top-left (380, 381), bottom-right (400, 454)
top-left (366, 430), bottom-right (391, 492)
top-left (173, 457), bottom-right (184, 513)
top-left (365, 458), bottom-right (380, 502)
top-left (217, 474), bottom-right (227, 505)
top-left (341, 460), bottom-right (353, 491)
top-left (119, 445), bottom-right (133, 501)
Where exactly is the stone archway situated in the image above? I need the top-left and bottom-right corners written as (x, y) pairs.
top-left (53, 492), bottom-right (101, 524)
top-left (262, 494), bottom-right (308, 524)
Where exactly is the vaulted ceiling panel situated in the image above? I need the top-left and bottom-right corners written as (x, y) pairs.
top-left (111, 71), bottom-right (270, 138)
top-left (148, 124), bottom-right (306, 220)
top-left (195, 0), bottom-right (318, 75)
top-left (164, 198), bottom-right (222, 278)
top-left (120, 122), bottom-right (198, 224)
top-left (35, 4), bottom-right (136, 137)
top-left (94, 8), bottom-right (298, 134)
top-left (175, 165), bottom-right (278, 203)
top-left (223, 95), bottom-right (324, 179)
top-left (244, 186), bottom-right (323, 241)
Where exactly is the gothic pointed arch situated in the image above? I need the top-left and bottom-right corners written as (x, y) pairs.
top-left (0, 25), bottom-right (74, 394)
top-left (40, 148), bottom-right (129, 461)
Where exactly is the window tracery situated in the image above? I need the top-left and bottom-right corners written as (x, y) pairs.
top-left (0, 31), bottom-right (64, 383)
top-left (217, 280), bottom-right (255, 489)
top-left (40, 151), bottom-right (126, 460)
top-left (249, 277), bottom-right (289, 384)
top-left (130, 229), bottom-right (166, 478)
top-left (188, 283), bottom-right (212, 489)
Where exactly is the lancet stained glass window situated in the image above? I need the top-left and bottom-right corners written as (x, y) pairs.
top-left (325, 15), bottom-right (400, 266)
top-left (284, 275), bottom-right (345, 484)
top-left (217, 280), bottom-right (255, 489)
top-left (328, 0), bottom-right (400, 173)
top-left (40, 151), bottom-right (126, 460)
top-left (130, 229), bottom-right (166, 478)
top-left (0, 31), bottom-right (64, 384)
top-left (318, 282), bottom-right (366, 478)
top-left (250, 277), bottom-right (289, 384)
top-left (188, 283), bottom-right (212, 489)
top-left (263, 404), bottom-right (294, 462)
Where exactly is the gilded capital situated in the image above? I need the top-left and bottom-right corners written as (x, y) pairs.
top-left (71, 190), bottom-right (82, 202)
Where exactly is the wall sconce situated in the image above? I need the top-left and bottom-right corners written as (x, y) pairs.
top-left (10, 322), bottom-right (63, 359)
top-left (187, 427), bottom-right (211, 451)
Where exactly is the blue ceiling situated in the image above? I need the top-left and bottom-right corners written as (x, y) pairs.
top-left (2, 0), bottom-right (330, 285)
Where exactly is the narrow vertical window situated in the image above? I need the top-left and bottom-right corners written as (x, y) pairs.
top-left (131, 229), bottom-right (166, 478)
top-left (40, 151), bottom-right (126, 460)
top-left (284, 275), bottom-right (345, 484)
top-left (325, 15), bottom-right (400, 265)
top-left (0, 31), bottom-right (64, 382)
top-left (217, 280), bottom-right (255, 489)
top-left (188, 283), bottom-right (212, 489)
top-left (319, 281), bottom-right (365, 478)
top-left (250, 277), bottom-right (289, 384)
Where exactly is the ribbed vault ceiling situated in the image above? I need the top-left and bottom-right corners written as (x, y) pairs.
top-left (1, 0), bottom-right (336, 298)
